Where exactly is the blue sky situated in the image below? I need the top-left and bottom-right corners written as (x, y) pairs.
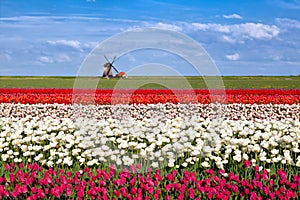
top-left (0, 0), bottom-right (300, 76)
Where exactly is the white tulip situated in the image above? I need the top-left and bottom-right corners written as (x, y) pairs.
top-left (7, 150), bottom-right (13, 155)
top-left (242, 153), bottom-right (249, 160)
top-left (56, 158), bottom-right (62, 164)
top-left (201, 161), bottom-right (210, 168)
top-left (152, 162), bottom-right (159, 168)
top-left (271, 149), bottom-right (279, 155)
top-left (1, 154), bottom-right (9, 161)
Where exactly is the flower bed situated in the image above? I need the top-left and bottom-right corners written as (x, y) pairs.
top-left (1, 103), bottom-right (299, 120)
top-left (0, 89), bottom-right (299, 199)
top-left (0, 111), bottom-right (299, 169)
top-left (0, 89), bottom-right (299, 104)
top-left (1, 162), bottom-right (299, 199)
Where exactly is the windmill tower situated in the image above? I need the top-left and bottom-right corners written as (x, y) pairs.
top-left (103, 56), bottom-right (116, 78)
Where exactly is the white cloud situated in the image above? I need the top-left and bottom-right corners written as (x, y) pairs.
top-left (192, 22), bottom-right (280, 41)
top-left (275, 18), bottom-right (300, 29)
top-left (0, 53), bottom-right (12, 62)
top-left (226, 53), bottom-right (240, 61)
top-left (237, 23), bottom-right (280, 40)
top-left (38, 56), bottom-right (53, 63)
top-left (223, 14), bottom-right (243, 19)
top-left (153, 22), bottom-right (182, 32)
top-left (82, 42), bottom-right (98, 49)
top-left (222, 35), bottom-right (238, 43)
top-left (57, 55), bottom-right (71, 62)
top-left (47, 40), bottom-right (81, 50)
top-left (37, 54), bottom-right (71, 64)
top-left (272, 55), bottom-right (283, 61)
top-left (47, 40), bottom-right (98, 51)
top-left (127, 54), bottom-right (136, 62)
top-left (271, 0), bottom-right (300, 9)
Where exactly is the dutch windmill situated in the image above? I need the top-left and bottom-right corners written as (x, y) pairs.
top-left (103, 55), bottom-right (127, 78)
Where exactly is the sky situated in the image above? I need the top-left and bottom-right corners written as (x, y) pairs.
top-left (0, 0), bottom-right (300, 76)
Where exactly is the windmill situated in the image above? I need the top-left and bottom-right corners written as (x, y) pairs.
top-left (103, 55), bottom-right (127, 78)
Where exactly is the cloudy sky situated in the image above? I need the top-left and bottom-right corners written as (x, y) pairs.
top-left (0, 0), bottom-right (300, 76)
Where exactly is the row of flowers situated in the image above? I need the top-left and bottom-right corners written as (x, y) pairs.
top-left (1, 114), bottom-right (299, 170)
top-left (130, 89), bottom-right (299, 96)
top-left (1, 103), bottom-right (299, 121)
top-left (1, 89), bottom-right (300, 95)
top-left (0, 89), bottom-right (299, 104)
top-left (1, 161), bottom-right (299, 199)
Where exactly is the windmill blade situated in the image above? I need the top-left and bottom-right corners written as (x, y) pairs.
top-left (111, 65), bottom-right (119, 73)
top-left (111, 56), bottom-right (116, 64)
top-left (104, 55), bottom-right (110, 63)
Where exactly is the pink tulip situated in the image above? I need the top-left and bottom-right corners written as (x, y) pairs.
top-left (205, 169), bottom-right (214, 176)
top-left (11, 190), bottom-right (20, 198)
top-left (180, 184), bottom-right (187, 193)
top-left (77, 190), bottom-right (85, 198)
top-left (4, 164), bottom-right (10, 171)
top-left (108, 165), bottom-right (115, 177)
top-left (83, 167), bottom-right (90, 173)
top-left (188, 188), bottom-right (195, 198)
top-left (269, 192), bottom-right (275, 199)
top-left (165, 195), bottom-right (171, 200)
top-left (263, 186), bottom-right (269, 195)
top-left (120, 187), bottom-right (127, 197)
top-left (44, 188), bottom-right (49, 195)
top-left (250, 191), bottom-right (257, 200)
top-left (207, 192), bottom-right (213, 199)
top-left (171, 169), bottom-right (177, 176)
top-left (130, 187), bottom-right (137, 195)
top-left (18, 163), bottom-right (23, 169)
top-left (31, 187), bottom-right (37, 194)
top-left (279, 186), bottom-right (285, 193)
top-left (232, 185), bottom-right (238, 193)
top-left (166, 173), bottom-right (175, 182)
top-left (137, 188), bottom-right (143, 200)
top-left (154, 193), bottom-right (160, 200)
top-left (9, 173), bottom-right (16, 184)
top-left (244, 160), bottom-right (251, 168)
top-left (27, 194), bottom-right (38, 200)
top-left (165, 184), bottom-right (172, 192)
top-left (66, 188), bottom-right (72, 196)
top-left (113, 189), bottom-right (120, 197)
top-left (286, 189), bottom-right (296, 198)
top-left (130, 164), bottom-right (137, 174)
top-left (146, 186), bottom-right (154, 194)
top-left (278, 170), bottom-right (286, 179)
top-left (136, 164), bottom-right (141, 169)
top-left (129, 177), bottom-right (137, 187)
top-left (50, 187), bottom-right (61, 198)
top-left (37, 188), bottom-right (45, 198)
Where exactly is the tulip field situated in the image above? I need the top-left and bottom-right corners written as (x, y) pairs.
top-left (0, 85), bottom-right (300, 199)
top-left (0, 88), bottom-right (299, 104)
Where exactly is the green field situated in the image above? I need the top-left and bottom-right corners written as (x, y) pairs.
top-left (0, 76), bottom-right (299, 89)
